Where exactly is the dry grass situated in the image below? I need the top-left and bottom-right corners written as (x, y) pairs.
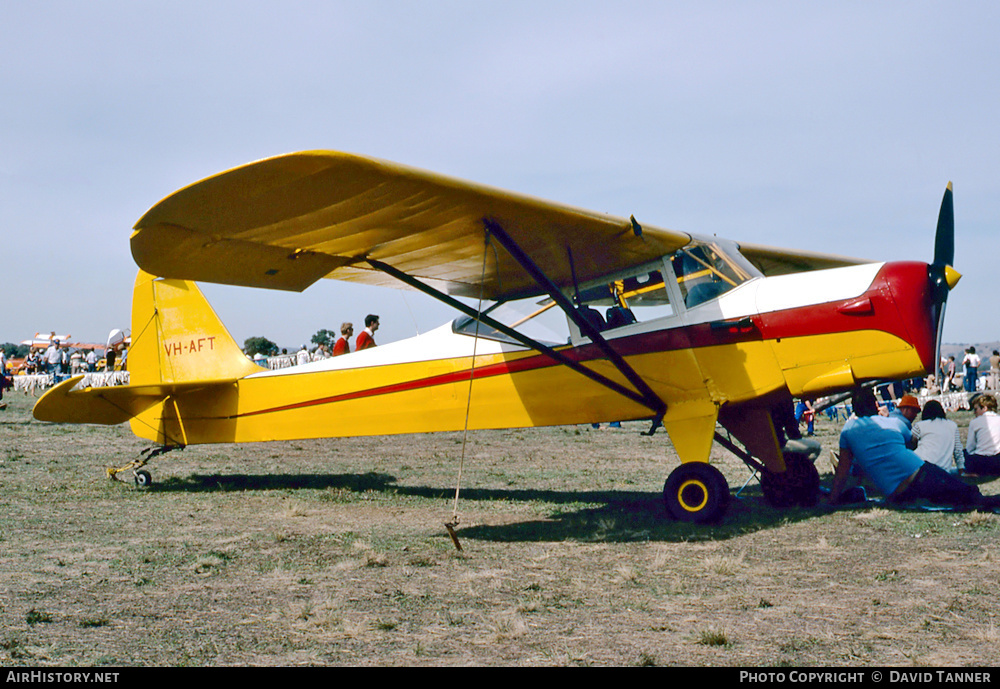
top-left (2, 392), bottom-right (1000, 666)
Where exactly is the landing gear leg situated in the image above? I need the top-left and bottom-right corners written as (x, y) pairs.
top-left (107, 446), bottom-right (182, 487)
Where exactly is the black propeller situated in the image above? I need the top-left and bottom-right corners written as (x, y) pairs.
top-left (930, 182), bottom-right (955, 297)
top-left (928, 183), bottom-right (960, 378)
top-left (933, 183), bottom-right (954, 266)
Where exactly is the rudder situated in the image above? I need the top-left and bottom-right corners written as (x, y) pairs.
top-left (129, 270), bottom-right (262, 386)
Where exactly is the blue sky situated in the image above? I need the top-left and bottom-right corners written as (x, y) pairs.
top-left (2, 1), bottom-right (997, 350)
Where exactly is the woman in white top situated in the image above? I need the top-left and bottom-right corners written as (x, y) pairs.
top-left (965, 393), bottom-right (1000, 474)
top-left (911, 400), bottom-right (963, 474)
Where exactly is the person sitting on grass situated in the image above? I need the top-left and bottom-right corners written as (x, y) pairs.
top-left (965, 393), bottom-right (1000, 475)
top-left (911, 399), bottom-right (963, 475)
top-left (829, 388), bottom-right (1000, 509)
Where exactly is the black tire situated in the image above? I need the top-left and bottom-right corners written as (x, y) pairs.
top-left (663, 463), bottom-right (731, 523)
top-left (761, 452), bottom-right (819, 508)
top-left (134, 470), bottom-right (153, 488)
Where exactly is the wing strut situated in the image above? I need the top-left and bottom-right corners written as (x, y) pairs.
top-left (366, 259), bottom-right (656, 411)
top-left (482, 219), bottom-right (667, 419)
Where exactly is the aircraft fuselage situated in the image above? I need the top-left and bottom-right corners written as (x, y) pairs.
top-left (124, 259), bottom-right (936, 471)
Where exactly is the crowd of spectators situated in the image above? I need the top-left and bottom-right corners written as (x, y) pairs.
top-left (252, 315), bottom-right (381, 369)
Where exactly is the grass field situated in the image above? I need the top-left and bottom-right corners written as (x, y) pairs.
top-left (2, 390), bottom-right (999, 667)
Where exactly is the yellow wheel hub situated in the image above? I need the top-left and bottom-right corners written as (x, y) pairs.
top-left (677, 479), bottom-right (709, 512)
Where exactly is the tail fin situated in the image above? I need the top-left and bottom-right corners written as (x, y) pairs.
top-left (130, 270), bottom-right (262, 386)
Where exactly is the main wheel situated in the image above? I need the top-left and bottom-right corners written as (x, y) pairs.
top-left (663, 463), bottom-right (731, 523)
top-left (760, 452), bottom-right (819, 508)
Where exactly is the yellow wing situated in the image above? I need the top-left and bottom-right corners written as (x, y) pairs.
top-left (737, 242), bottom-right (866, 276)
top-left (131, 151), bottom-right (691, 299)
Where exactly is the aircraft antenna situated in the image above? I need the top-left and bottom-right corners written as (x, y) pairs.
top-left (399, 291), bottom-right (420, 336)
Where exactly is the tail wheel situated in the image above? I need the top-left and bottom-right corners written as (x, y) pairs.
top-left (134, 470), bottom-right (153, 488)
top-left (761, 452), bottom-right (819, 508)
top-left (663, 463), bottom-right (731, 523)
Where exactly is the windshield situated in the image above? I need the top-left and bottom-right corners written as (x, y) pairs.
top-left (671, 240), bottom-right (761, 308)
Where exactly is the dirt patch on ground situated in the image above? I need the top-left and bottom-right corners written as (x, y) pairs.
top-left (2, 392), bottom-right (998, 666)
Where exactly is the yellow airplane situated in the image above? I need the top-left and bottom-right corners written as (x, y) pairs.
top-left (33, 151), bottom-right (960, 522)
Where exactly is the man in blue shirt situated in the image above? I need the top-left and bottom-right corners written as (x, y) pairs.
top-left (830, 388), bottom-right (997, 508)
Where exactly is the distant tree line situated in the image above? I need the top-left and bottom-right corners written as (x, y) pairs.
top-left (243, 336), bottom-right (278, 357)
top-left (310, 329), bottom-right (337, 348)
top-left (0, 343), bottom-right (30, 358)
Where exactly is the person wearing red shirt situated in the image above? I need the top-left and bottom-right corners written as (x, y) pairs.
top-left (333, 322), bottom-right (353, 356)
top-left (355, 314), bottom-right (379, 351)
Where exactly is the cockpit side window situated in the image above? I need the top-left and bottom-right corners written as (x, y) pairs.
top-left (454, 241), bottom-right (761, 346)
top-left (573, 263), bottom-right (675, 333)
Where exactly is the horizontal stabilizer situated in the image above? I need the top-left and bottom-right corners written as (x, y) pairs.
top-left (32, 375), bottom-right (238, 426)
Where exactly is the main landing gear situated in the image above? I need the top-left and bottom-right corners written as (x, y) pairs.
top-left (107, 446), bottom-right (182, 487)
top-left (662, 450), bottom-right (821, 523)
top-left (662, 462), bottom-right (731, 523)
